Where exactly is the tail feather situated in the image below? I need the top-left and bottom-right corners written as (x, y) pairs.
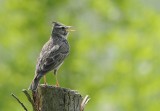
top-left (28, 74), bottom-right (42, 91)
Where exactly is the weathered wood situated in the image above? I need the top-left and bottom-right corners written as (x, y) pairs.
top-left (34, 85), bottom-right (84, 111)
top-left (22, 89), bottom-right (37, 111)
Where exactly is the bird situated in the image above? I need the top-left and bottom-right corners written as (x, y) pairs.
top-left (29, 22), bottom-right (73, 91)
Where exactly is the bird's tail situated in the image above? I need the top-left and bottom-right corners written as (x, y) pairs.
top-left (28, 74), bottom-right (42, 91)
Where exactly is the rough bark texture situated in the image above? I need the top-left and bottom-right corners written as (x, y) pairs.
top-left (34, 85), bottom-right (83, 111)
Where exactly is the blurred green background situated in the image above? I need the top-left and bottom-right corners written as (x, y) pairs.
top-left (1, 0), bottom-right (160, 111)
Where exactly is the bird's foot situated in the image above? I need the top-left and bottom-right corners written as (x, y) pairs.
top-left (42, 82), bottom-right (48, 88)
top-left (44, 82), bottom-right (48, 85)
top-left (55, 82), bottom-right (60, 87)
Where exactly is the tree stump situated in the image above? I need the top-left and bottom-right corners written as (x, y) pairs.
top-left (12, 85), bottom-right (90, 111)
top-left (32, 85), bottom-right (88, 111)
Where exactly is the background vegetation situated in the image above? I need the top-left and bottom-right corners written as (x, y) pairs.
top-left (0, 0), bottom-right (160, 111)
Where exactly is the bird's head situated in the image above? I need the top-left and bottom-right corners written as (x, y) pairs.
top-left (52, 22), bottom-right (74, 37)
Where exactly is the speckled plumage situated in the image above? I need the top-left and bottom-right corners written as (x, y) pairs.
top-left (29, 22), bottom-right (70, 91)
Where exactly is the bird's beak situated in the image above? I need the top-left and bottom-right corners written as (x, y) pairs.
top-left (66, 26), bottom-right (75, 32)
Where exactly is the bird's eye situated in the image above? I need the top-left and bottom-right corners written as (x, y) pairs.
top-left (61, 27), bottom-right (65, 29)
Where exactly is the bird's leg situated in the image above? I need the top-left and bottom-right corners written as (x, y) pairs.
top-left (55, 74), bottom-right (59, 87)
top-left (43, 75), bottom-right (47, 85)
top-left (54, 70), bottom-right (59, 87)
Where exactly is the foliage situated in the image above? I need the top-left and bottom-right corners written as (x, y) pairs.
top-left (0, 0), bottom-right (160, 111)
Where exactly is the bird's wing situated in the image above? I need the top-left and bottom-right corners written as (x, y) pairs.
top-left (36, 41), bottom-right (69, 74)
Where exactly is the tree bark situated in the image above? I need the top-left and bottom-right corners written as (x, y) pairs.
top-left (33, 85), bottom-right (84, 111)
